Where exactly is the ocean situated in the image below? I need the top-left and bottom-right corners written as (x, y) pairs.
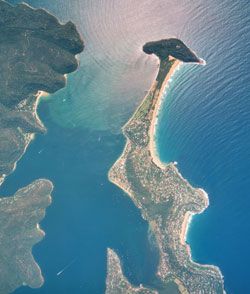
top-left (156, 3), bottom-right (250, 294)
top-left (4, 0), bottom-right (250, 293)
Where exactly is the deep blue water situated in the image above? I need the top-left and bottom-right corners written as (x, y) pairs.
top-left (4, 0), bottom-right (250, 293)
top-left (3, 101), bottom-right (159, 293)
top-left (157, 4), bottom-right (250, 294)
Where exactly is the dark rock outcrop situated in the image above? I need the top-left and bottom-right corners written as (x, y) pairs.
top-left (143, 38), bottom-right (202, 63)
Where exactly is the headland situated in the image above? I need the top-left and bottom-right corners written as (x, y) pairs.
top-left (0, 1), bottom-right (83, 292)
top-left (106, 39), bottom-right (225, 294)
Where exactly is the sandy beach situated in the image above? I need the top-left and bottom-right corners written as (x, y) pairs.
top-left (146, 59), bottom-right (212, 259)
top-left (180, 212), bottom-right (194, 245)
top-left (148, 60), bottom-right (181, 168)
top-left (108, 50), bottom-right (225, 292)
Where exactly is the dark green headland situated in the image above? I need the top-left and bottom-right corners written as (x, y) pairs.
top-left (0, 1), bottom-right (83, 293)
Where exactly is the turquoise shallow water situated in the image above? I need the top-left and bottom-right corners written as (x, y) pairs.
top-left (4, 0), bottom-right (250, 293)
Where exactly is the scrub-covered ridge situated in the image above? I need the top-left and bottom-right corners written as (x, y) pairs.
top-left (0, 1), bottom-right (83, 292)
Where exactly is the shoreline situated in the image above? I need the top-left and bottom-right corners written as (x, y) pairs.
top-left (148, 60), bottom-right (196, 255)
top-left (149, 60), bottom-right (181, 169)
top-left (146, 60), bottom-right (197, 250)
top-left (180, 212), bottom-right (194, 246)
top-left (147, 60), bottom-right (211, 248)
top-left (111, 58), bottom-right (217, 263)
top-left (145, 60), bottom-right (224, 279)
top-left (0, 91), bottom-right (47, 186)
top-left (108, 42), bottom-right (225, 292)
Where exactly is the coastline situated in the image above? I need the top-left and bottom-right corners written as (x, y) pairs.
top-left (1, 91), bottom-right (45, 184)
top-left (146, 61), bottom-right (225, 282)
top-left (147, 60), bottom-right (211, 253)
top-left (149, 60), bottom-right (181, 169)
top-left (180, 212), bottom-right (193, 246)
top-left (147, 59), bottom-right (195, 259)
top-left (107, 40), bottom-right (225, 293)
top-left (0, 2), bottom-right (84, 292)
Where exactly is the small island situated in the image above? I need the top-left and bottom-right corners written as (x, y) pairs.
top-left (106, 39), bottom-right (225, 293)
top-left (0, 1), bottom-right (83, 292)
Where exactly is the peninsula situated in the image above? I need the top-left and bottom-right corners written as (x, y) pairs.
top-left (106, 39), bottom-right (225, 293)
top-left (0, 1), bottom-right (83, 292)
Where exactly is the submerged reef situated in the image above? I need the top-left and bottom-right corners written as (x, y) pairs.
top-left (0, 1), bottom-right (83, 292)
top-left (106, 39), bottom-right (225, 293)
